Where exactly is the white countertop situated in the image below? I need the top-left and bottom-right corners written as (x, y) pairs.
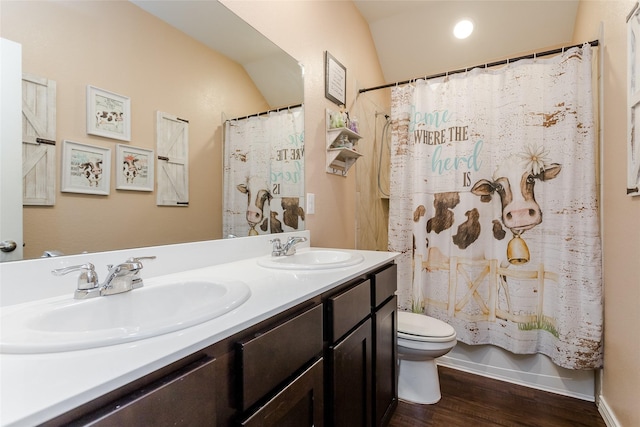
top-left (0, 241), bottom-right (398, 426)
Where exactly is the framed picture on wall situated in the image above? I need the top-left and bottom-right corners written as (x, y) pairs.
top-left (61, 140), bottom-right (111, 195)
top-left (325, 51), bottom-right (346, 106)
top-left (86, 85), bottom-right (131, 141)
top-left (116, 144), bottom-right (154, 191)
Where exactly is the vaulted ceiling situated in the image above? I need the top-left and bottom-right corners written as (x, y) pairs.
top-left (354, 0), bottom-right (580, 84)
top-left (132, 1), bottom-right (580, 102)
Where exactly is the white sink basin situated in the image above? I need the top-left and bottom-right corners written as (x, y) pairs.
top-left (257, 248), bottom-right (364, 270)
top-left (0, 278), bottom-right (251, 354)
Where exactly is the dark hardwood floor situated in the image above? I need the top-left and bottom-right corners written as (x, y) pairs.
top-left (389, 366), bottom-right (606, 427)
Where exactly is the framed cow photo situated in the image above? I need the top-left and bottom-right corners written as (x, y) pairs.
top-left (116, 144), bottom-right (154, 191)
top-left (61, 140), bottom-right (111, 195)
top-left (87, 85), bottom-right (131, 141)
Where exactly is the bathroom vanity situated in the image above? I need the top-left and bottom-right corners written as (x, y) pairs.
top-left (0, 232), bottom-right (399, 427)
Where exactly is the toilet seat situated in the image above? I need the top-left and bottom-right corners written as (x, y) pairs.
top-left (398, 311), bottom-right (456, 343)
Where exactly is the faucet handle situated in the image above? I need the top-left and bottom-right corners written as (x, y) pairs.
top-left (270, 238), bottom-right (282, 249)
top-left (126, 256), bottom-right (156, 263)
top-left (125, 256), bottom-right (156, 289)
top-left (269, 238), bottom-right (283, 256)
top-left (284, 236), bottom-right (307, 255)
top-left (52, 263), bottom-right (99, 291)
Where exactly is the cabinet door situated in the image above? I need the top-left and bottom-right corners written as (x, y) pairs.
top-left (79, 357), bottom-right (216, 426)
top-left (329, 318), bottom-right (372, 427)
top-left (239, 358), bottom-right (324, 427)
top-left (373, 296), bottom-right (398, 427)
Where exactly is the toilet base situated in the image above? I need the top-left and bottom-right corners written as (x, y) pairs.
top-left (398, 358), bottom-right (442, 404)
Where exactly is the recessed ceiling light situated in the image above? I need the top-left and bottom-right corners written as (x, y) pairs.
top-left (454, 19), bottom-right (474, 39)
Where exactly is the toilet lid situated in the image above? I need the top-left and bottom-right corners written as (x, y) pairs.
top-left (398, 311), bottom-right (456, 341)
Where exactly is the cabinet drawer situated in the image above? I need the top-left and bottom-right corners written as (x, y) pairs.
top-left (327, 279), bottom-right (371, 342)
top-left (238, 304), bottom-right (323, 411)
top-left (81, 356), bottom-right (216, 426)
top-left (372, 264), bottom-right (397, 309)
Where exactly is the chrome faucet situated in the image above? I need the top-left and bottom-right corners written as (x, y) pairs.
top-left (270, 236), bottom-right (307, 257)
top-left (52, 256), bottom-right (156, 299)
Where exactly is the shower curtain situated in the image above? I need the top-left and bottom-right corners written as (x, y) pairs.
top-left (223, 106), bottom-right (305, 237)
top-left (388, 45), bottom-right (603, 369)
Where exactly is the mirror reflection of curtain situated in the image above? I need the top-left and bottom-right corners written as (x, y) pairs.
top-left (389, 45), bottom-right (602, 370)
top-left (223, 106), bottom-right (305, 237)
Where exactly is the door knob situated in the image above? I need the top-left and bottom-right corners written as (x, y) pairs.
top-left (0, 240), bottom-right (17, 253)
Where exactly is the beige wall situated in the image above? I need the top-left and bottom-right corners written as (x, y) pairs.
top-left (222, 0), bottom-right (387, 249)
top-left (1, 0), bottom-right (268, 258)
top-left (230, 0), bottom-right (640, 424)
top-left (573, 2), bottom-right (640, 426)
top-left (5, 0), bottom-right (638, 422)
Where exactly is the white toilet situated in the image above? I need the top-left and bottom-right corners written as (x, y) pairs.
top-left (397, 311), bottom-right (457, 404)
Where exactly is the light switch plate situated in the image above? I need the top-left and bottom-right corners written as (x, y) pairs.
top-left (306, 193), bottom-right (315, 214)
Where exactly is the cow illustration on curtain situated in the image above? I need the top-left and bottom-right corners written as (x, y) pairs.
top-left (388, 45), bottom-right (603, 369)
top-left (223, 107), bottom-right (305, 237)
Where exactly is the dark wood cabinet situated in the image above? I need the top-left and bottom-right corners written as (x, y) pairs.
top-left (371, 264), bottom-right (398, 427)
top-left (237, 304), bottom-right (323, 412)
top-left (46, 262), bottom-right (398, 427)
top-left (324, 262), bottom-right (398, 427)
top-left (325, 278), bottom-right (373, 426)
top-left (373, 295), bottom-right (397, 427)
top-left (238, 358), bottom-right (324, 427)
top-left (68, 356), bottom-right (217, 427)
top-left (329, 318), bottom-right (373, 427)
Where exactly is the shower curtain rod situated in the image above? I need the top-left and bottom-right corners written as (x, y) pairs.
top-left (226, 103), bottom-right (303, 122)
top-left (358, 39), bottom-right (599, 94)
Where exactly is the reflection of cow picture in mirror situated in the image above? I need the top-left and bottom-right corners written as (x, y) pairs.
top-left (86, 85), bottom-right (131, 142)
top-left (61, 140), bottom-right (111, 196)
top-left (116, 145), bottom-right (154, 192)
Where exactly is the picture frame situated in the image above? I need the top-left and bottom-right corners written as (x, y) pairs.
top-left (86, 85), bottom-right (131, 141)
top-left (61, 140), bottom-right (111, 195)
top-left (116, 144), bottom-right (154, 191)
top-left (325, 51), bottom-right (346, 106)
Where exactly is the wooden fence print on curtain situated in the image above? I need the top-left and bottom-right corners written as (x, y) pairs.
top-left (388, 45), bottom-right (603, 369)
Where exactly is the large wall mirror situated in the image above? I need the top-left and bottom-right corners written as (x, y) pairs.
top-left (0, 0), bottom-right (304, 261)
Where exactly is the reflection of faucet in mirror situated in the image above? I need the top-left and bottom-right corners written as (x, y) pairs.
top-left (270, 236), bottom-right (307, 257)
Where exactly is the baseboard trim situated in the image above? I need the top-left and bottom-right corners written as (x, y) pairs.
top-left (437, 352), bottom-right (595, 402)
top-left (598, 396), bottom-right (621, 427)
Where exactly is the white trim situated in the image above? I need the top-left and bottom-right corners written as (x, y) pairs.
top-left (598, 395), bottom-right (622, 427)
top-left (437, 342), bottom-right (596, 401)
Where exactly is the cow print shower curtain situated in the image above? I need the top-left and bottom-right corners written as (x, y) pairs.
top-left (388, 45), bottom-right (603, 369)
top-left (223, 106), bottom-right (305, 238)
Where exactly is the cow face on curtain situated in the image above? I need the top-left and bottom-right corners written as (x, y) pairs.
top-left (223, 107), bottom-right (305, 238)
top-left (388, 45), bottom-right (603, 369)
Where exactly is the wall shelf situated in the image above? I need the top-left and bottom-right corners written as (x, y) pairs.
top-left (326, 109), bottom-right (362, 176)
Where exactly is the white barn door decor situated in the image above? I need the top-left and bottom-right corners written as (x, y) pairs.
top-left (156, 111), bottom-right (189, 206)
top-left (22, 73), bottom-right (56, 206)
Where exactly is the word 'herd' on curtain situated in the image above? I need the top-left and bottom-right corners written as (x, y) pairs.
top-left (223, 106), bottom-right (305, 238)
top-left (388, 45), bottom-right (603, 369)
